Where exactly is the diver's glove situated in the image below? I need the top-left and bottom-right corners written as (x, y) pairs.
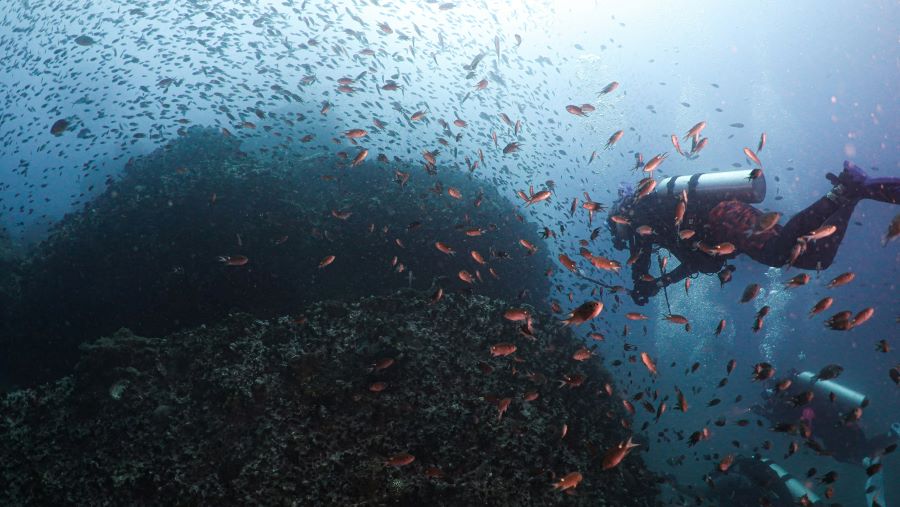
top-left (631, 278), bottom-right (660, 306)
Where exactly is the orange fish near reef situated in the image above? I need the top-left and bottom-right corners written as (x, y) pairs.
top-left (351, 149), bottom-right (368, 167)
top-left (385, 453), bottom-right (415, 467)
top-left (490, 343), bottom-right (517, 357)
top-left (602, 436), bottom-right (639, 470)
top-left (503, 308), bottom-right (531, 322)
top-left (552, 472), bottom-right (583, 492)
top-left (561, 301), bottom-right (603, 326)
top-left (218, 255), bottom-right (248, 266)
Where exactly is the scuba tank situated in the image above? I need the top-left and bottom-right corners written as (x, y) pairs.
top-left (793, 371), bottom-right (868, 415)
top-left (863, 423), bottom-right (898, 507)
top-left (655, 169), bottom-right (767, 204)
top-left (757, 457), bottom-right (822, 505)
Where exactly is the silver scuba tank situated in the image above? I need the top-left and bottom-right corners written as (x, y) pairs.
top-left (655, 169), bottom-right (766, 203)
top-left (758, 457), bottom-right (822, 505)
top-left (794, 371), bottom-right (868, 415)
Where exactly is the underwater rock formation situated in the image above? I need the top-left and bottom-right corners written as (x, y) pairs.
top-left (3, 127), bottom-right (551, 387)
top-left (0, 291), bottom-right (658, 506)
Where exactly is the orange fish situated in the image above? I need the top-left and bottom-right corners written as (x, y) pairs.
top-left (754, 211), bottom-right (781, 234)
top-left (683, 121), bottom-right (706, 141)
top-left (552, 472), bottom-right (583, 491)
top-left (740, 283), bottom-right (761, 303)
top-left (558, 253), bottom-right (579, 273)
top-left (526, 190), bottom-right (552, 206)
top-left (503, 308), bottom-right (531, 322)
top-left (572, 347), bottom-right (593, 361)
top-left (606, 130), bottom-right (624, 149)
top-left (490, 343), bottom-right (517, 357)
top-left (435, 242), bottom-right (455, 255)
top-left (502, 141), bottom-right (521, 154)
top-left (458, 270), bottom-right (475, 284)
top-left (671, 134), bottom-right (684, 156)
top-left (497, 397), bottom-right (511, 421)
top-left (785, 273), bottom-right (810, 288)
top-left (602, 436), bottom-right (639, 470)
top-left (447, 187), bottom-right (462, 199)
top-left (718, 454), bottom-right (735, 472)
top-left (852, 307), bottom-right (875, 327)
top-left (565, 105), bottom-right (586, 116)
top-left (743, 147), bottom-right (762, 167)
top-left (712, 242), bottom-right (736, 255)
top-left (625, 312), bottom-right (648, 321)
top-left (218, 255), bottom-right (248, 266)
top-left (826, 272), bottom-right (855, 288)
top-left (803, 224), bottom-right (837, 242)
top-left (664, 314), bottom-right (688, 325)
top-left (643, 153), bottom-right (668, 173)
top-left (640, 352), bottom-right (658, 376)
top-left (385, 453), bottom-right (415, 467)
top-left (372, 358), bottom-right (394, 371)
top-left (715, 319), bottom-right (726, 336)
top-left (369, 381), bottom-right (387, 393)
top-left (674, 200), bottom-right (686, 226)
top-left (471, 250), bottom-right (487, 265)
top-left (676, 388), bottom-right (689, 412)
top-left (600, 81), bottom-right (619, 95)
top-left (429, 287), bottom-right (444, 305)
top-left (351, 149), bottom-right (368, 167)
top-left (318, 255), bottom-right (335, 268)
top-left (561, 301), bottom-right (603, 326)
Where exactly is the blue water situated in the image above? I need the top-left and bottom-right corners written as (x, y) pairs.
top-left (1, 1), bottom-right (897, 505)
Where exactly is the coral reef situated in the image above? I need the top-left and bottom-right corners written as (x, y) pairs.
top-left (0, 291), bottom-right (658, 505)
top-left (2, 127), bottom-right (551, 387)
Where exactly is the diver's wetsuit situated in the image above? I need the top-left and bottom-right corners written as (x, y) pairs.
top-left (617, 162), bottom-right (900, 305)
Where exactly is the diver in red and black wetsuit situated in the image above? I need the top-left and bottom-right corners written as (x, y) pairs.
top-left (608, 161), bottom-right (900, 305)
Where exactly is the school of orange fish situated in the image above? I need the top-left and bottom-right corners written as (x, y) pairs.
top-left (1, 0), bottom-right (898, 501)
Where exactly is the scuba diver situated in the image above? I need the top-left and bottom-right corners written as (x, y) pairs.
top-left (751, 369), bottom-right (900, 466)
top-left (607, 161), bottom-right (900, 305)
top-left (749, 370), bottom-right (898, 507)
top-left (665, 454), bottom-right (823, 506)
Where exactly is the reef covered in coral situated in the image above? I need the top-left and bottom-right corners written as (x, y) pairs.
top-left (2, 127), bottom-right (552, 387)
top-left (0, 290), bottom-right (659, 505)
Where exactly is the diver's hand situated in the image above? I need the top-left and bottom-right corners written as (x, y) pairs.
top-left (631, 279), bottom-right (660, 306)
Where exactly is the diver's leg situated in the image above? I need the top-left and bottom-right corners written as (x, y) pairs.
top-left (759, 196), bottom-right (852, 268)
top-left (789, 202), bottom-right (856, 270)
top-left (762, 162), bottom-right (871, 268)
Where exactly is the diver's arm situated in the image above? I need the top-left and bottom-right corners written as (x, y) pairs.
top-left (657, 262), bottom-right (694, 288)
top-left (630, 242), bottom-right (651, 284)
top-left (629, 244), bottom-right (657, 305)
